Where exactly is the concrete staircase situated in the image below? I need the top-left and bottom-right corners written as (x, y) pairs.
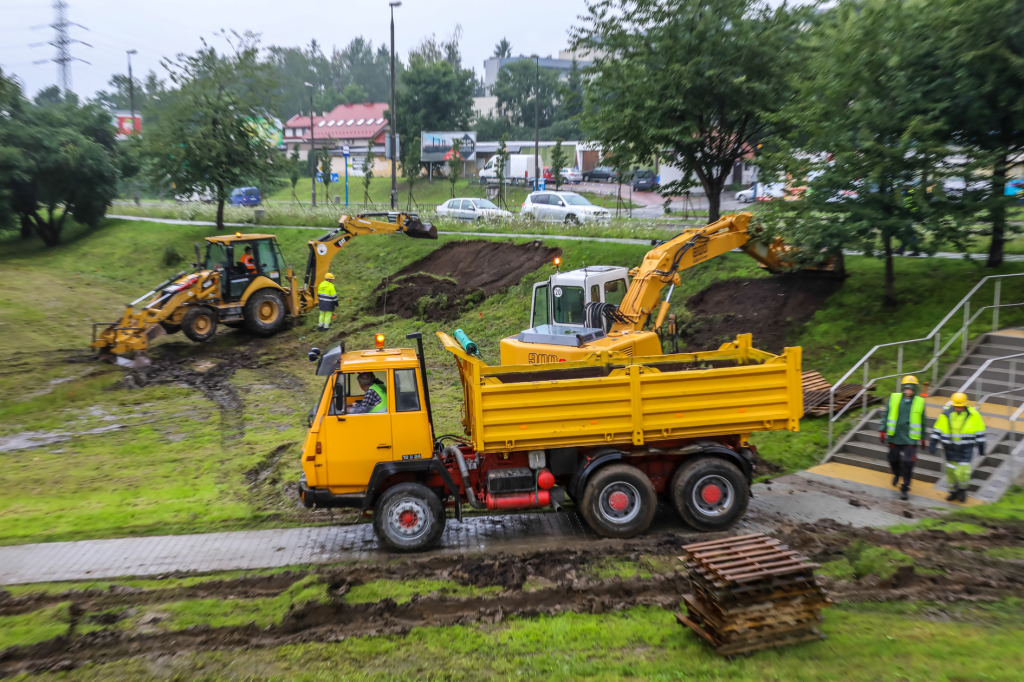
top-left (825, 329), bottom-right (1024, 503)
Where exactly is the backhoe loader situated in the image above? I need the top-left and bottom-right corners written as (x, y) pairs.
top-left (500, 211), bottom-right (838, 364)
top-left (91, 212), bottom-right (436, 365)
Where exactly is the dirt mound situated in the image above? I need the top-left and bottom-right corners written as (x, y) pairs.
top-left (678, 274), bottom-right (843, 354)
top-left (375, 240), bottom-right (560, 320)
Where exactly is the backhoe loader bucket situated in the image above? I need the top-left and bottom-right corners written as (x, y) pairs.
top-left (403, 215), bottom-right (437, 240)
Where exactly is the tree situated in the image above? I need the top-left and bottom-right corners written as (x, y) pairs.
top-left (494, 133), bottom-right (510, 210)
top-left (550, 138), bottom-right (568, 190)
top-left (143, 31), bottom-right (280, 229)
top-left (758, 0), bottom-right (963, 306)
top-left (492, 59), bottom-right (561, 129)
top-left (401, 140), bottom-right (421, 208)
top-left (493, 38), bottom-right (512, 59)
top-left (362, 143), bottom-right (374, 204)
top-left (934, 0), bottom-right (1024, 267)
top-left (447, 138), bottom-right (462, 198)
top-left (572, 0), bottom-right (809, 222)
top-left (289, 144), bottom-right (301, 202)
top-left (319, 146), bottom-right (333, 204)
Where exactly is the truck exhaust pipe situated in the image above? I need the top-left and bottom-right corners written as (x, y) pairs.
top-left (445, 445), bottom-right (486, 510)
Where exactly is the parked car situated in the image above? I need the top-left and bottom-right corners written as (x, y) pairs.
top-left (436, 197), bottom-right (513, 221)
top-left (582, 166), bottom-right (617, 183)
top-left (521, 191), bottom-right (610, 224)
top-left (736, 186), bottom-right (755, 203)
top-left (543, 167), bottom-right (582, 184)
top-left (631, 169), bottom-right (658, 192)
top-left (228, 187), bottom-right (262, 206)
top-left (756, 182), bottom-right (786, 201)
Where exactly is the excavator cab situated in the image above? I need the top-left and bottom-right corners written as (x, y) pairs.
top-left (203, 234), bottom-right (288, 302)
top-left (528, 266), bottom-right (630, 331)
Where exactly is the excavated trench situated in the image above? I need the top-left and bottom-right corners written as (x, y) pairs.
top-left (374, 240), bottom-right (560, 320)
top-left (2, 523), bottom-right (1023, 676)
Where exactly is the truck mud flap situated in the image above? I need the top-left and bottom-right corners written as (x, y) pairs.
top-left (361, 459), bottom-right (463, 521)
top-left (570, 450), bottom-right (624, 501)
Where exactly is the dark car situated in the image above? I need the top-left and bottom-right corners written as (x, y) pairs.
top-left (631, 169), bottom-right (658, 192)
top-left (582, 166), bottom-right (618, 183)
top-left (228, 187), bottom-right (262, 206)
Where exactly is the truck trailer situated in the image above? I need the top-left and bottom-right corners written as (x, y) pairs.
top-left (299, 331), bottom-right (803, 552)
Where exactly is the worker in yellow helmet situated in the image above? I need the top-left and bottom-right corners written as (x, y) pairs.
top-left (879, 375), bottom-right (925, 500)
top-left (929, 392), bottom-right (986, 503)
top-left (316, 273), bottom-right (338, 332)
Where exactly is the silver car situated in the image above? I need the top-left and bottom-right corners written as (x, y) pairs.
top-left (521, 191), bottom-right (610, 224)
top-left (436, 197), bottom-right (513, 222)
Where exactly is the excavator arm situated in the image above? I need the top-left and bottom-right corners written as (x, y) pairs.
top-left (611, 212), bottom-right (833, 333)
top-left (294, 212), bottom-right (437, 315)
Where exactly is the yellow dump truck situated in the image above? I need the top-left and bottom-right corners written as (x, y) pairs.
top-left (299, 332), bottom-right (802, 551)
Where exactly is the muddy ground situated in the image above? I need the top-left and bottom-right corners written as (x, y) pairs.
top-left (375, 240), bottom-right (560, 320)
top-left (678, 274), bottom-right (844, 354)
top-left (2, 521), bottom-right (1022, 677)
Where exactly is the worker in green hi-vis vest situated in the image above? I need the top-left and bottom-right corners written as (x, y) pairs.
top-left (879, 375), bottom-right (926, 501)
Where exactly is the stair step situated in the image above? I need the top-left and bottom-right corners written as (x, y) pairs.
top-left (829, 452), bottom-right (942, 483)
top-left (843, 442), bottom-right (947, 473)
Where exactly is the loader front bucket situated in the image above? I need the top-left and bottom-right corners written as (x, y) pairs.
top-left (403, 216), bottom-right (438, 240)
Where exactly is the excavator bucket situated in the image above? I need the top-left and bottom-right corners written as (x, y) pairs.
top-left (402, 215), bottom-right (437, 240)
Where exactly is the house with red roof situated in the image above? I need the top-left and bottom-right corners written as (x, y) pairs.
top-left (282, 102), bottom-right (392, 174)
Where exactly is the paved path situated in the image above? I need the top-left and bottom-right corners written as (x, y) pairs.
top-left (0, 475), bottom-right (926, 585)
top-left (107, 214), bottom-right (1024, 261)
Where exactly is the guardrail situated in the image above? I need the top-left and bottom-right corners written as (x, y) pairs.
top-left (827, 273), bottom-right (1024, 448)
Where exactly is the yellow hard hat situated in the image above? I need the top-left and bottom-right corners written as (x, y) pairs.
top-left (901, 375), bottom-right (919, 386)
top-left (324, 273), bottom-right (335, 281)
top-left (951, 392), bottom-right (969, 407)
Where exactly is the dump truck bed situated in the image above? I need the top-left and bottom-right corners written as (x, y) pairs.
top-left (438, 333), bottom-right (802, 453)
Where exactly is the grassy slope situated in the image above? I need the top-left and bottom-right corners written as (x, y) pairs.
top-left (15, 603), bottom-right (1024, 681)
top-left (2, 218), bottom-right (1024, 544)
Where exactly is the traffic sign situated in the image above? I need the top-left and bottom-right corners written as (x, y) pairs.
top-left (342, 145), bottom-right (350, 156)
top-left (331, 173), bottom-right (339, 182)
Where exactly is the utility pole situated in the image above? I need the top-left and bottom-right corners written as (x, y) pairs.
top-left (127, 49), bottom-right (139, 206)
top-left (32, 0), bottom-right (91, 96)
top-left (389, 2), bottom-right (402, 211)
top-left (532, 55), bottom-right (540, 191)
top-left (305, 82), bottom-right (316, 207)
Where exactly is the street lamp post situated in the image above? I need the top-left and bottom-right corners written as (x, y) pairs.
top-left (389, 2), bottom-right (402, 211)
top-left (532, 54), bottom-right (539, 190)
top-left (305, 82), bottom-right (316, 207)
top-left (127, 49), bottom-right (139, 206)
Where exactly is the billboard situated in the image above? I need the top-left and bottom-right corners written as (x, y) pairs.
top-left (112, 112), bottom-right (142, 140)
top-left (421, 131), bottom-right (477, 162)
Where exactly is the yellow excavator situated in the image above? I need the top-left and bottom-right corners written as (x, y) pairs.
top-left (92, 212), bottom-right (436, 366)
top-left (499, 211), bottom-right (837, 365)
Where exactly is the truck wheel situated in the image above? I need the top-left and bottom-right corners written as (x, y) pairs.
top-left (671, 457), bottom-right (748, 532)
top-left (373, 482), bottom-right (446, 552)
top-left (181, 307), bottom-right (218, 342)
top-left (244, 289), bottom-right (286, 337)
top-left (580, 464), bottom-right (657, 539)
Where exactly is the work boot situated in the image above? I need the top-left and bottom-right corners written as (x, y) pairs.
top-left (958, 489), bottom-right (968, 503)
top-left (899, 490), bottom-right (909, 501)
top-left (946, 489), bottom-right (958, 502)
top-left (892, 474), bottom-right (900, 487)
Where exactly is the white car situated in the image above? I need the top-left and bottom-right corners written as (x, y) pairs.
top-left (521, 191), bottom-right (610, 224)
top-left (560, 168), bottom-right (583, 183)
top-left (436, 197), bottom-right (513, 222)
top-left (736, 187), bottom-right (755, 203)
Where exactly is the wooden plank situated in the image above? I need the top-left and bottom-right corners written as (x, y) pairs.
top-left (731, 564), bottom-right (820, 584)
top-left (682, 533), bottom-right (767, 552)
top-left (676, 613), bottom-right (723, 648)
top-left (689, 538), bottom-right (781, 561)
top-left (703, 548), bottom-right (801, 572)
top-left (718, 557), bottom-right (814, 579)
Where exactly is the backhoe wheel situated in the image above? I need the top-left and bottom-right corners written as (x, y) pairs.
top-left (159, 322), bottom-right (181, 335)
top-left (373, 482), bottom-right (446, 552)
top-left (181, 306), bottom-right (218, 343)
top-left (580, 464), bottom-right (657, 539)
top-left (671, 457), bottom-right (748, 532)
top-left (244, 289), bottom-right (286, 337)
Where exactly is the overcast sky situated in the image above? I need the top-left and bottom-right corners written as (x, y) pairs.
top-left (1, 0), bottom-right (591, 100)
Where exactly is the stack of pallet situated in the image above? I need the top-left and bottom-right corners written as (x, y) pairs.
top-left (801, 370), bottom-right (878, 417)
top-left (676, 533), bottom-right (831, 657)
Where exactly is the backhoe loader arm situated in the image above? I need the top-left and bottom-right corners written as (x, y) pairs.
top-left (297, 212), bottom-right (437, 314)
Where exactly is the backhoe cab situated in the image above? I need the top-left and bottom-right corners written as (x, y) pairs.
top-left (91, 212), bottom-right (436, 366)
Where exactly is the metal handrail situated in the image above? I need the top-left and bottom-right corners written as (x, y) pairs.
top-left (827, 273), bottom-right (1024, 448)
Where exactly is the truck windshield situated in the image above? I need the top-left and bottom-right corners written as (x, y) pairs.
top-left (552, 286), bottom-right (585, 324)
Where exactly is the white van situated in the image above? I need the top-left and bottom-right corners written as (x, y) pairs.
top-left (480, 154), bottom-right (537, 182)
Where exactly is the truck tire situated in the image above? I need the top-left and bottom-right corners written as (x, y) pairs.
top-left (181, 306), bottom-right (218, 342)
top-left (244, 289), bottom-right (286, 337)
top-left (580, 464), bottom-right (657, 539)
top-left (671, 457), bottom-right (748, 532)
top-left (373, 482), bottom-right (446, 552)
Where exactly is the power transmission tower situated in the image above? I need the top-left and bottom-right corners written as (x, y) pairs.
top-left (31, 0), bottom-right (91, 96)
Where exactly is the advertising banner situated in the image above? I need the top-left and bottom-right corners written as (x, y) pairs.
top-left (421, 131), bottom-right (477, 162)
top-left (112, 112), bottom-right (142, 140)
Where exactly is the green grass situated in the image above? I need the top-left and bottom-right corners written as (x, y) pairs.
top-left (0, 602), bottom-right (71, 650)
top-left (345, 579), bottom-right (502, 604)
top-left (950, 486), bottom-right (1024, 524)
top-left (155, 575), bottom-right (328, 630)
top-left (18, 604), bottom-right (1024, 681)
top-left (818, 540), bottom-right (915, 581)
top-left (889, 518), bottom-right (989, 535)
top-left (986, 546), bottom-right (1024, 560)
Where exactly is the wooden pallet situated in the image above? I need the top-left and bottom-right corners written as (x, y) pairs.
top-left (802, 370), bottom-right (878, 417)
top-left (677, 533), bottom-right (831, 657)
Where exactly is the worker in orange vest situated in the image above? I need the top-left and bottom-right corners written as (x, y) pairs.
top-left (241, 246), bottom-right (256, 274)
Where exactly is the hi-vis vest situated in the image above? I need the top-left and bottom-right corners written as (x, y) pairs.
top-left (886, 393), bottom-right (925, 440)
top-left (933, 406), bottom-right (986, 447)
top-left (317, 280), bottom-right (338, 310)
top-left (368, 383), bottom-right (386, 413)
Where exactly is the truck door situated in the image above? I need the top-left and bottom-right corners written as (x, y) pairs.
top-left (390, 368), bottom-right (433, 461)
top-left (321, 371), bottom-right (394, 491)
top-left (530, 282), bottom-right (550, 328)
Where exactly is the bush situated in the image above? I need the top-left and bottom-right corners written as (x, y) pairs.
top-left (161, 246), bottom-right (183, 267)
